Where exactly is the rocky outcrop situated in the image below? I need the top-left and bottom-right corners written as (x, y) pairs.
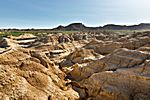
top-left (122, 36), bottom-right (150, 50)
top-left (0, 30), bottom-right (150, 100)
top-left (84, 39), bottom-right (122, 55)
top-left (76, 71), bottom-right (150, 100)
top-left (0, 48), bottom-right (79, 100)
top-left (69, 48), bottom-right (149, 81)
top-left (69, 48), bottom-right (150, 100)
top-left (60, 48), bottom-right (102, 67)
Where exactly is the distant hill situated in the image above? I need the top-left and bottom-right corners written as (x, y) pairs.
top-left (103, 23), bottom-right (150, 30)
top-left (1, 23), bottom-right (150, 32)
top-left (52, 23), bottom-right (150, 31)
top-left (52, 23), bottom-right (100, 31)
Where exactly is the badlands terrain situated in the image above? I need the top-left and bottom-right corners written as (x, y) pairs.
top-left (0, 24), bottom-right (150, 100)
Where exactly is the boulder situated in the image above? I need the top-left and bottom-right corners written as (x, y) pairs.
top-left (0, 38), bottom-right (9, 47)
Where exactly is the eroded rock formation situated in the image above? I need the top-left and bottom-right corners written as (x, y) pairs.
top-left (0, 31), bottom-right (150, 100)
top-left (0, 48), bottom-right (79, 100)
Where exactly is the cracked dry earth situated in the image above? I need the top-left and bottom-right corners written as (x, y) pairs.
top-left (0, 31), bottom-right (150, 100)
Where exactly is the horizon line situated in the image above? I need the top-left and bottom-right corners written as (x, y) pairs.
top-left (0, 22), bottom-right (150, 29)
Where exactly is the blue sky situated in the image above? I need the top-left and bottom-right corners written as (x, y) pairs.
top-left (0, 0), bottom-right (150, 28)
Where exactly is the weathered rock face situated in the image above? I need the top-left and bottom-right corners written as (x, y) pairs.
top-left (0, 31), bottom-right (150, 100)
top-left (122, 36), bottom-right (150, 50)
top-left (84, 39), bottom-right (122, 55)
top-left (69, 48), bottom-right (149, 81)
top-left (0, 48), bottom-right (79, 100)
top-left (77, 71), bottom-right (150, 100)
top-left (117, 32), bottom-right (150, 50)
top-left (69, 48), bottom-right (150, 100)
top-left (60, 48), bottom-right (102, 67)
top-left (137, 46), bottom-right (150, 53)
top-left (11, 34), bottom-right (36, 40)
